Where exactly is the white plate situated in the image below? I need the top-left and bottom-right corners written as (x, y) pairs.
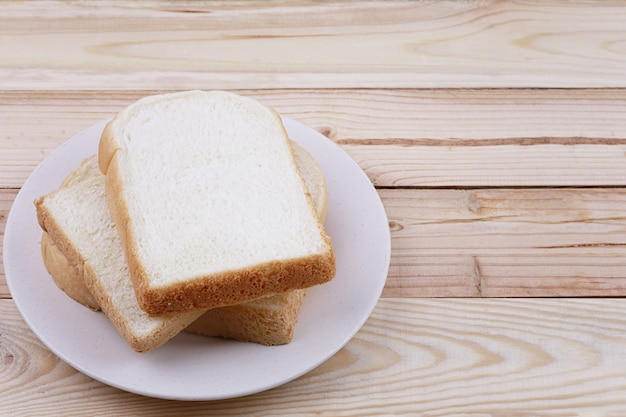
top-left (3, 116), bottom-right (390, 401)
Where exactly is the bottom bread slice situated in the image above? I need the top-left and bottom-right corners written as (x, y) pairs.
top-left (184, 289), bottom-right (306, 345)
top-left (35, 142), bottom-right (327, 350)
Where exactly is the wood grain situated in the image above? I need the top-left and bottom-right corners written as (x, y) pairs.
top-left (3, 187), bottom-right (625, 299)
top-left (0, 189), bottom-right (16, 299)
top-left (2, 89), bottom-right (625, 188)
top-left (4, 298), bottom-right (626, 416)
top-left (2, 1), bottom-right (626, 90)
top-left (383, 188), bottom-right (626, 297)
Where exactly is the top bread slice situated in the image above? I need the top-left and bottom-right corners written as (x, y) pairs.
top-left (98, 90), bottom-right (336, 314)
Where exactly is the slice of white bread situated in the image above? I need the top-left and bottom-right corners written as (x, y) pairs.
top-left (38, 142), bottom-right (328, 346)
top-left (35, 156), bottom-right (204, 352)
top-left (98, 90), bottom-right (335, 314)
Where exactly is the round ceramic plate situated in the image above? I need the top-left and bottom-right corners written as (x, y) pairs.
top-left (3, 116), bottom-right (390, 401)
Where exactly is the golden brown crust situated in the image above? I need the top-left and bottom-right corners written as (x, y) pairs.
top-left (185, 290), bottom-right (306, 345)
top-left (136, 250), bottom-right (335, 315)
top-left (102, 152), bottom-right (147, 309)
top-left (97, 118), bottom-right (120, 176)
top-left (35, 197), bottom-right (86, 277)
top-left (40, 232), bottom-right (101, 311)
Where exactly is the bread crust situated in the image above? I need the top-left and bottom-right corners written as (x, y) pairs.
top-left (35, 196), bottom-right (86, 278)
top-left (184, 289), bottom-right (306, 345)
top-left (97, 118), bottom-right (120, 176)
top-left (99, 91), bottom-right (336, 315)
top-left (137, 250), bottom-right (334, 315)
top-left (40, 232), bottom-right (100, 311)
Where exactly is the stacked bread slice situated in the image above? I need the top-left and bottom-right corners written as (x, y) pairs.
top-left (34, 91), bottom-right (336, 352)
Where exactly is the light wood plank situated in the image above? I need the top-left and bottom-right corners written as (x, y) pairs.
top-left (1, 89), bottom-right (626, 188)
top-left (0, 189), bottom-right (17, 299)
top-left (349, 143), bottom-right (626, 187)
top-left (4, 298), bottom-right (626, 415)
top-left (3, 187), bottom-right (625, 299)
top-left (384, 188), bottom-right (626, 297)
top-left (2, 1), bottom-right (626, 89)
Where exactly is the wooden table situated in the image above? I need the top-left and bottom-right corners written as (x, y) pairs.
top-left (2, 1), bottom-right (626, 415)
